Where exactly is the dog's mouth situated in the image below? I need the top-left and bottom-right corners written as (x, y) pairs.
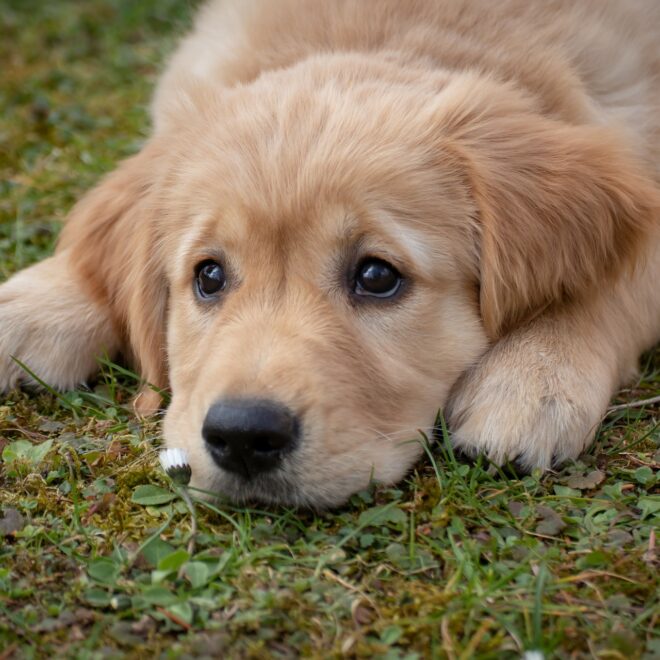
top-left (201, 465), bottom-right (309, 507)
top-left (199, 437), bottom-right (363, 508)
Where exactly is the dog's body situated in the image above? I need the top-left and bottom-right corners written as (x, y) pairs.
top-left (1, 0), bottom-right (659, 506)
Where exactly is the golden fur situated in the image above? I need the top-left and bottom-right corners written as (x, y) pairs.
top-left (1, 0), bottom-right (659, 506)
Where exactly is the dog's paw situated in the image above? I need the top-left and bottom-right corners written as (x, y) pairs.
top-left (0, 255), bottom-right (119, 394)
top-left (445, 333), bottom-right (613, 471)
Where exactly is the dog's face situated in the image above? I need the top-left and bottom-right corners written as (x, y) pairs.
top-left (162, 203), bottom-right (486, 506)
top-left (157, 64), bottom-right (490, 506)
top-left (65, 58), bottom-right (655, 507)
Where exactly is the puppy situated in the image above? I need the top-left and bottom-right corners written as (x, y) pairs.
top-left (1, 0), bottom-right (658, 507)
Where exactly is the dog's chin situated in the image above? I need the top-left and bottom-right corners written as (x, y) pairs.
top-left (190, 467), bottom-right (352, 510)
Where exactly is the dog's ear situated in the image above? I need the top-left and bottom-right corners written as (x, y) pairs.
top-left (58, 142), bottom-right (169, 411)
top-left (436, 76), bottom-right (659, 337)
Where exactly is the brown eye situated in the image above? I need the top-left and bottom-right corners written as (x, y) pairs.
top-left (354, 258), bottom-right (402, 298)
top-left (195, 260), bottom-right (226, 298)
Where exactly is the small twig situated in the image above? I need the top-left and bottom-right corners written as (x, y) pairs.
top-left (619, 453), bottom-right (658, 468)
top-left (156, 606), bottom-right (192, 630)
top-left (459, 619), bottom-right (493, 660)
top-left (559, 570), bottom-right (640, 585)
top-left (607, 395), bottom-right (660, 413)
top-left (441, 617), bottom-right (457, 660)
top-left (4, 423), bottom-right (47, 440)
top-left (322, 569), bottom-right (380, 615)
top-left (0, 644), bottom-right (18, 660)
top-left (643, 529), bottom-right (656, 565)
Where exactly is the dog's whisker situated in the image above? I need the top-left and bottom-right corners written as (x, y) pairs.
top-left (363, 427), bottom-right (434, 444)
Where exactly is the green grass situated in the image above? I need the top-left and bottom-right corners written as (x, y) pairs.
top-left (1, 1), bottom-right (659, 657)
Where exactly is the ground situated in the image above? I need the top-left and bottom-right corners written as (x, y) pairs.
top-left (0, 1), bottom-right (658, 658)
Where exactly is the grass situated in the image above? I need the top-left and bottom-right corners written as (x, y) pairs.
top-left (1, 1), bottom-right (659, 657)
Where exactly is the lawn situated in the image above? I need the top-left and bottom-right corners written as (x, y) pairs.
top-left (1, 1), bottom-right (658, 657)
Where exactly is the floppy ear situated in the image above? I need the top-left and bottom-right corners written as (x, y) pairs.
top-left (436, 76), bottom-right (660, 337)
top-left (57, 142), bottom-right (169, 411)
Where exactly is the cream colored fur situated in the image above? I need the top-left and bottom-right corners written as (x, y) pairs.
top-left (1, 0), bottom-right (658, 506)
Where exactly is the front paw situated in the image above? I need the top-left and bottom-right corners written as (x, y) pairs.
top-left (0, 280), bottom-right (36, 392)
top-left (445, 339), bottom-right (612, 471)
top-left (0, 256), bottom-right (119, 394)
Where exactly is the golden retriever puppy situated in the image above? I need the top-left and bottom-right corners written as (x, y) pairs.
top-left (1, 0), bottom-right (658, 507)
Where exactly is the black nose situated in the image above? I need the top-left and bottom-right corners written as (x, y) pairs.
top-left (202, 399), bottom-right (299, 479)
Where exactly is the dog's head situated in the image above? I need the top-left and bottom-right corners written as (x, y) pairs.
top-left (61, 58), bottom-right (658, 507)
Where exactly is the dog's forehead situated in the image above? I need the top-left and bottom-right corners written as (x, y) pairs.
top-left (169, 82), bottom-right (439, 213)
top-left (161, 82), bottom-right (475, 280)
top-left (176, 204), bottom-right (386, 256)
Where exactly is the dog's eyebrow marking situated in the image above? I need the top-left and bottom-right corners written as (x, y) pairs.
top-left (171, 212), bottom-right (232, 281)
top-left (376, 213), bottom-right (435, 272)
top-left (175, 213), bottom-right (214, 263)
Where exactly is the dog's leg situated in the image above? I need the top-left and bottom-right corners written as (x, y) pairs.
top-left (0, 249), bottom-right (120, 393)
top-left (446, 250), bottom-right (660, 470)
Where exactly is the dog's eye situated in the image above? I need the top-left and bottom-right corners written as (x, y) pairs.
top-left (195, 260), bottom-right (226, 298)
top-left (354, 258), bottom-right (402, 298)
